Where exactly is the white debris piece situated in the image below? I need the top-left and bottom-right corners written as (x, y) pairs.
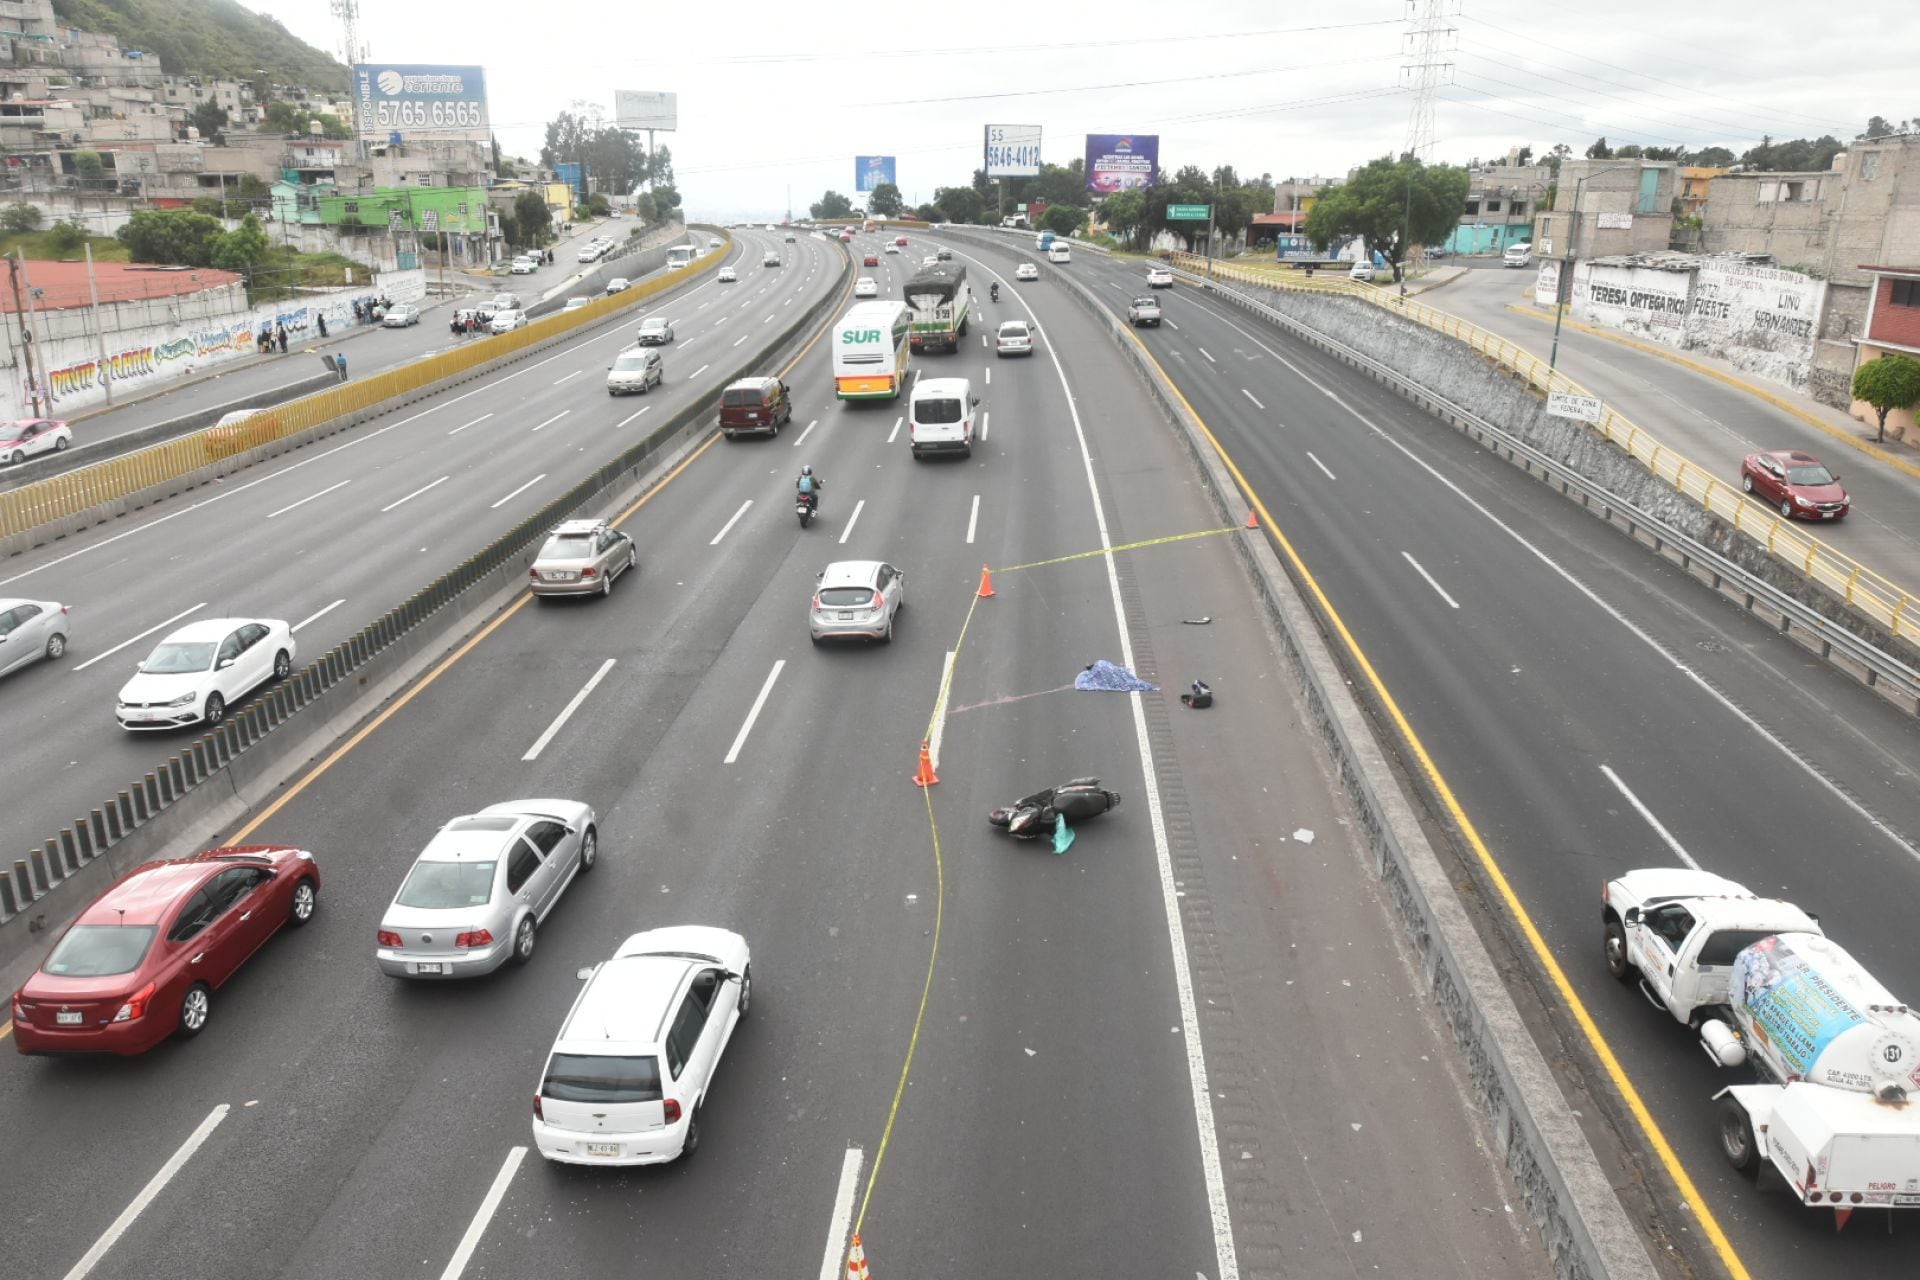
top-left (1292, 828), bottom-right (1315, 844)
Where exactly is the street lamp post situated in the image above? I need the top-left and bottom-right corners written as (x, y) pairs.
top-left (1549, 163), bottom-right (1636, 371)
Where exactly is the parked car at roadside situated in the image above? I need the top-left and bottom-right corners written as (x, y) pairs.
top-left (381, 304), bottom-right (420, 328)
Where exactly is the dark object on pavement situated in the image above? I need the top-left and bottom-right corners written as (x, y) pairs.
top-left (1181, 616), bottom-right (1212, 625)
top-left (1180, 680), bottom-right (1214, 709)
top-left (989, 778), bottom-right (1122, 840)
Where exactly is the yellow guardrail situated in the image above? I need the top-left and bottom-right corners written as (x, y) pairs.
top-left (0, 237), bottom-right (730, 543)
top-left (1173, 252), bottom-right (1920, 644)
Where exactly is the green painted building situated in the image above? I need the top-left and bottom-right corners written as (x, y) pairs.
top-left (313, 186), bottom-right (489, 232)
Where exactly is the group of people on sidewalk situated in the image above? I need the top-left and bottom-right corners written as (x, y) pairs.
top-left (351, 296), bottom-right (393, 324)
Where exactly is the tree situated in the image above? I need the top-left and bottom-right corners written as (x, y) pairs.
top-left (810, 190), bottom-right (855, 219)
top-left (912, 203), bottom-right (942, 222)
top-left (1039, 204), bottom-right (1083, 236)
top-left (652, 186), bottom-right (681, 213)
top-left (1851, 354), bottom-right (1920, 443)
top-left (213, 213), bottom-right (271, 275)
top-left (236, 173), bottom-right (269, 200)
top-left (73, 150), bottom-right (104, 189)
top-left (1, 202), bottom-right (42, 233)
top-left (1741, 134), bottom-right (1843, 172)
top-left (648, 145), bottom-right (675, 191)
top-left (868, 182), bottom-right (905, 218)
top-left (1095, 188), bottom-right (1148, 247)
top-left (513, 190), bottom-right (553, 245)
top-left (47, 219), bottom-right (88, 255)
top-left (1516, 145), bottom-right (1535, 165)
top-left (1302, 155), bottom-right (1470, 264)
top-left (1692, 146), bottom-right (1737, 168)
top-left (933, 185), bottom-right (984, 224)
top-left (190, 101), bottom-right (228, 137)
top-left (540, 111), bottom-right (590, 169)
top-left (583, 127), bottom-right (647, 196)
top-left (1585, 137), bottom-right (1613, 159)
top-left (495, 211), bottom-right (519, 249)
top-left (116, 208), bottom-right (226, 266)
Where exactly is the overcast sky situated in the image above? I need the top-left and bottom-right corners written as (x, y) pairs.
top-left (248, 1), bottom-right (1912, 219)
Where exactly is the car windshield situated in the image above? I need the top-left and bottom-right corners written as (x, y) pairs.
top-left (819, 586), bottom-right (875, 607)
top-left (395, 859), bottom-right (497, 909)
top-left (539, 533), bottom-right (595, 560)
top-left (542, 1052), bottom-right (663, 1103)
top-left (1786, 464), bottom-right (1836, 486)
top-left (143, 641), bottom-right (215, 674)
top-left (614, 355), bottom-right (651, 371)
top-left (640, 320), bottom-right (666, 332)
top-left (1000, 324), bottom-right (1027, 337)
top-left (915, 397), bottom-right (963, 425)
top-left (44, 924), bottom-right (157, 977)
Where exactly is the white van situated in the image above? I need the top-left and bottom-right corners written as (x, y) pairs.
top-left (908, 376), bottom-right (979, 459)
top-left (1046, 243), bottom-right (1072, 264)
top-left (1503, 242), bottom-right (1533, 268)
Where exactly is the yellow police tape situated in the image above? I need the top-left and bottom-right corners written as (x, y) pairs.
top-left (994, 522), bottom-right (1248, 575)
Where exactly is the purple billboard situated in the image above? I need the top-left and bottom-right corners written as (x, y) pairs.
top-left (1084, 134), bottom-right (1159, 194)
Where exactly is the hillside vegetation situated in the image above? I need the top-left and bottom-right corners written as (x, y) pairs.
top-left (50, 0), bottom-right (349, 92)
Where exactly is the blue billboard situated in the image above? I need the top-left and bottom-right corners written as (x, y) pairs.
top-left (855, 155), bottom-right (896, 193)
top-left (353, 64), bottom-right (490, 142)
top-left (1084, 134), bottom-right (1159, 194)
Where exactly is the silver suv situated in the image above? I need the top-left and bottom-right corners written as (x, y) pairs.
top-left (530, 519), bottom-right (637, 596)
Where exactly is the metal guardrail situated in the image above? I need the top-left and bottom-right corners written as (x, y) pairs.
top-left (0, 230), bottom-right (847, 926)
top-left (1171, 255), bottom-right (1920, 709)
top-left (0, 237), bottom-right (730, 545)
top-left (1171, 252), bottom-right (1920, 647)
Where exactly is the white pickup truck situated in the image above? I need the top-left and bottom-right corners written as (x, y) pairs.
top-left (1126, 295), bottom-right (1163, 328)
top-left (1604, 867), bottom-right (1920, 1225)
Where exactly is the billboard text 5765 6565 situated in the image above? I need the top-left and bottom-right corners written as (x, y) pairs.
top-left (1084, 134), bottom-right (1159, 194)
top-left (353, 64), bottom-right (489, 141)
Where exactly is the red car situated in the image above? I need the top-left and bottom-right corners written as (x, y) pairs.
top-left (11, 845), bottom-right (320, 1056)
top-left (1739, 449), bottom-right (1850, 521)
top-left (863, 253), bottom-right (879, 267)
top-left (894, 235), bottom-right (908, 247)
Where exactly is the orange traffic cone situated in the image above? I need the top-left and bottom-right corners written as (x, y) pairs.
top-left (1244, 508), bottom-right (1259, 530)
top-left (845, 1232), bottom-right (870, 1280)
top-left (976, 564), bottom-right (996, 597)
top-left (911, 740), bottom-right (939, 787)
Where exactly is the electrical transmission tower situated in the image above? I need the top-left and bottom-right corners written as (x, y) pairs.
top-left (330, 0), bottom-right (367, 65)
top-left (1401, 0), bottom-right (1458, 161)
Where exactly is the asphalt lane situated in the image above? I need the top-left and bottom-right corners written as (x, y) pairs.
top-left (1066, 248), bottom-right (1920, 1273)
top-left (0, 228), bottom-right (840, 884)
top-left (0, 225), bottom-right (1544, 1280)
top-left (1436, 268), bottom-right (1920, 576)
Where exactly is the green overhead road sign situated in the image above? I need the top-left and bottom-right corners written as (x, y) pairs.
top-left (1167, 204), bottom-right (1211, 221)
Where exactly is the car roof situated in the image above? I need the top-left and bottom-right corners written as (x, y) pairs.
top-left (820, 559), bottom-right (884, 587)
top-left (1763, 449), bottom-right (1822, 463)
top-left (914, 376), bottom-right (970, 398)
top-left (419, 814), bottom-right (527, 862)
top-left (997, 319), bottom-right (1027, 328)
top-left (640, 316), bottom-right (668, 326)
top-left (78, 858), bottom-right (223, 925)
top-left (158, 617), bottom-right (266, 643)
top-left (551, 519), bottom-right (607, 536)
top-left (560, 955), bottom-right (692, 1047)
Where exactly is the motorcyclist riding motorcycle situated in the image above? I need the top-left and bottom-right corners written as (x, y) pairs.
top-left (796, 464), bottom-right (822, 512)
top-left (990, 282), bottom-right (1000, 302)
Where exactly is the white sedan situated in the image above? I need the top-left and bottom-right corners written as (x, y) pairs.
top-left (1, 417), bottom-right (72, 464)
top-left (116, 617), bottom-right (294, 730)
top-left (1147, 267), bottom-right (1173, 289)
top-left (718, 266), bottom-right (738, 283)
top-left (883, 243), bottom-right (900, 255)
top-left (511, 257), bottom-right (538, 275)
top-left (605, 277), bottom-right (631, 295)
top-left (1015, 262), bottom-right (1040, 281)
top-left (381, 304), bottom-right (420, 327)
top-left (854, 277), bottom-right (879, 298)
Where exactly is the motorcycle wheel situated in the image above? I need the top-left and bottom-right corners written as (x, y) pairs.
top-left (987, 808), bottom-right (1012, 827)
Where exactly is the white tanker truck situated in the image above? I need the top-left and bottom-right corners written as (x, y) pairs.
top-left (1603, 868), bottom-right (1920, 1225)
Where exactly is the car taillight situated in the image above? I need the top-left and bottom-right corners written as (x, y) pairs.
top-left (810, 595), bottom-right (821, 611)
top-left (662, 1098), bottom-right (682, 1124)
top-left (112, 981), bottom-right (156, 1023)
top-left (377, 930), bottom-right (401, 948)
top-left (533, 1094), bottom-right (545, 1121)
top-left (455, 930), bottom-right (493, 949)
top-left (580, 567), bottom-right (596, 578)
top-left (530, 569), bottom-right (541, 579)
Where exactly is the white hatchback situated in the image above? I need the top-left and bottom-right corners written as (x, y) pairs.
top-left (532, 926), bottom-right (751, 1166)
top-left (854, 276), bottom-right (879, 298)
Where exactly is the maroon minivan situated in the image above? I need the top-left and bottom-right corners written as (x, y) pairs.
top-left (718, 377), bottom-right (792, 440)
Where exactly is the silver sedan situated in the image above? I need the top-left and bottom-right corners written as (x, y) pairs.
top-left (0, 597), bottom-right (69, 677)
top-left (376, 799), bottom-right (598, 978)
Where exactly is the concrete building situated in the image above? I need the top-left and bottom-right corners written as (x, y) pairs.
top-left (1850, 264), bottom-right (1920, 438)
top-left (1271, 176), bottom-right (1333, 218)
top-left (1447, 161), bottom-right (1551, 256)
top-left (1532, 159), bottom-right (1678, 261)
top-left (1676, 165), bottom-right (1728, 219)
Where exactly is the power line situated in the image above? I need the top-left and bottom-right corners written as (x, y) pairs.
top-left (1449, 68), bottom-right (1692, 147)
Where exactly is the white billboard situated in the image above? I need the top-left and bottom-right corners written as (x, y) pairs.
top-left (984, 123), bottom-right (1042, 177)
top-left (614, 90), bottom-right (678, 132)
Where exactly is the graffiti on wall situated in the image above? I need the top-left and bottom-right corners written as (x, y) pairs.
top-left (1574, 258), bottom-right (1825, 392)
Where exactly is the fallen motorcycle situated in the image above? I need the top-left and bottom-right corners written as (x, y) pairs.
top-left (988, 777), bottom-right (1121, 841)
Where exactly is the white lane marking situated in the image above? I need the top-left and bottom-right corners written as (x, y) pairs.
top-left (733, 334), bottom-right (748, 347)
top-left (763, 311), bottom-right (775, 324)
top-left (531, 409), bottom-right (570, 433)
top-left (614, 406), bottom-right (652, 429)
top-left (447, 412), bottom-right (493, 436)
top-left (1401, 551), bottom-right (1461, 609)
top-left (381, 475), bottom-right (449, 513)
top-left (928, 649), bottom-right (957, 770)
top-left (837, 498), bottom-right (865, 545)
top-left (816, 1147), bottom-right (866, 1280)
top-left (691, 364), bottom-right (710, 378)
top-left (792, 418), bottom-right (819, 448)
top-left (292, 599), bottom-right (345, 633)
top-left (1240, 388), bottom-right (1265, 410)
top-left (1181, 289), bottom-right (1920, 869)
top-left (60, 1105), bottom-right (229, 1280)
top-left (1198, 347), bottom-right (1216, 363)
top-left (489, 474), bottom-right (546, 509)
top-left (1600, 765), bottom-right (1702, 871)
top-left (983, 366), bottom-right (991, 385)
top-left (723, 659), bottom-right (786, 764)
top-left (1015, 277), bottom-right (1241, 1280)
top-left (981, 411), bottom-right (990, 440)
top-left (1305, 450), bottom-right (1335, 481)
top-left (966, 494), bottom-right (981, 544)
top-left (72, 601), bottom-right (209, 672)
top-left (523, 658), bottom-right (618, 761)
top-left (437, 1146), bottom-right (526, 1280)
top-left (710, 499), bottom-right (752, 545)
top-left (553, 368), bottom-right (583, 385)
top-left (266, 478), bottom-right (349, 519)
top-left (887, 416), bottom-right (903, 444)
top-left (1166, 319), bottom-right (1181, 331)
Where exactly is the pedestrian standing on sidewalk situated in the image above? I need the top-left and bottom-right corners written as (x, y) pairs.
top-left (317, 314), bottom-right (328, 338)
top-left (276, 323), bottom-right (288, 354)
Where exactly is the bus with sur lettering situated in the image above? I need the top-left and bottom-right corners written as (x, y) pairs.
top-left (832, 301), bottom-right (912, 401)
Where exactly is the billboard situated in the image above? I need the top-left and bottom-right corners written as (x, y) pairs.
top-left (855, 155), bottom-right (896, 193)
top-left (352, 64), bottom-right (489, 141)
top-left (984, 124), bottom-right (1042, 177)
top-left (1084, 134), bottom-right (1159, 194)
top-left (614, 90), bottom-right (678, 132)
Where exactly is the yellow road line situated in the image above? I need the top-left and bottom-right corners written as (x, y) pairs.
top-left (994, 524), bottom-right (1245, 574)
top-left (1127, 328), bottom-right (1754, 1280)
top-left (1505, 302), bottom-right (1920, 483)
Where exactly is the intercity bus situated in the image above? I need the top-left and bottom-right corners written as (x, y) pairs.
top-left (831, 301), bottom-right (912, 400)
